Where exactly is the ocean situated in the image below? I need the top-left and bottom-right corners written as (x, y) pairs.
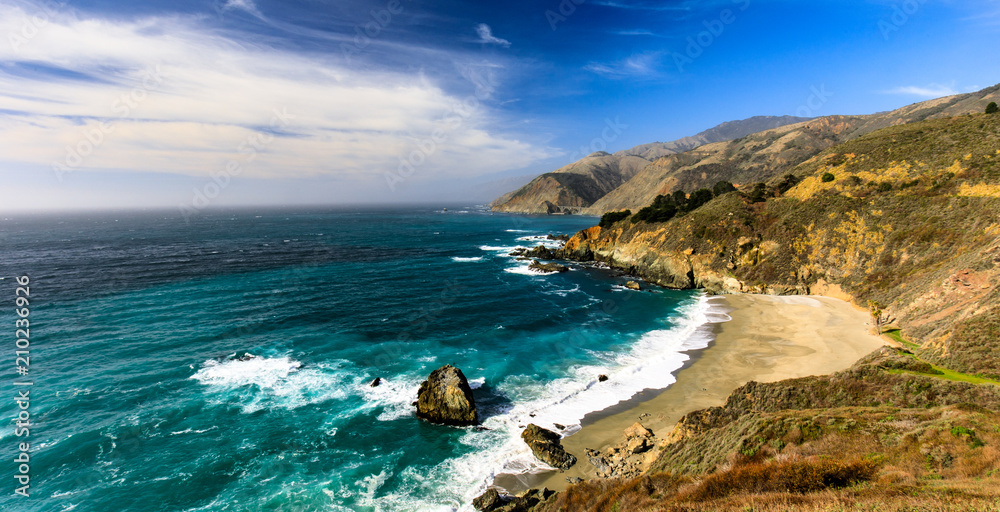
top-left (0, 206), bottom-right (717, 512)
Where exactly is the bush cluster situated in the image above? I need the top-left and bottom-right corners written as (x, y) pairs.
top-left (598, 210), bottom-right (631, 228)
top-left (632, 181), bottom-right (737, 224)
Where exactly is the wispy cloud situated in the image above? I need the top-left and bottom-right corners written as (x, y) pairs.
top-left (584, 51), bottom-right (665, 79)
top-left (221, 0), bottom-right (266, 20)
top-left (612, 29), bottom-right (660, 36)
top-left (475, 23), bottom-right (511, 47)
top-left (0, 3), bottom-right (550, 186)
top-left (884, 83), bottom-right (960, 98)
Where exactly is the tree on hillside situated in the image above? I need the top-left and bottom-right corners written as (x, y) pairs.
top-left (748, 183), bottom-right (768, 203)
top-left (686, 188), bottom-right (715, 211)
top-left (868, 300), bottom-right (885, 335)
top-left (713, 181), bottom-right (738, 196)
top-left (987, 102), bottom-right (999, 114)
top-left (672, 190), bottom-right (688, 208)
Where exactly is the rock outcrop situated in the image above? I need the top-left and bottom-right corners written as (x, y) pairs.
top-left (415, 365), bottom-right (478, 426)
top-left (583, 422), bottom-right (656, 479)
top-left (521, 424), bottom-right (577, 470)
top-left (509, 246), bottom-right (555, 260)
top-left (473, 488), bottom-right (556, 512)
top-left (528, 260), bottom-right (568, 273)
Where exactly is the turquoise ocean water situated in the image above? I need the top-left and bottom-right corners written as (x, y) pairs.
top-left (0, 207), bottom-right (720, 511)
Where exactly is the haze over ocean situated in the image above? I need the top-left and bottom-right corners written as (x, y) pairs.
top-left (0, 207), bottom-right (721, 511)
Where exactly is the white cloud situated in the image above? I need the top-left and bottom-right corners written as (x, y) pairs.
top-left (475, 23), bottom-right (511, 47)
top-left (0, 3), bottom-right (550, 189)
top-left (221, 0), bottom-right (265, 20)
top-left (884, 83), bottom-right (960, 98)
top-left (584, 51), bottom-right (665, 79)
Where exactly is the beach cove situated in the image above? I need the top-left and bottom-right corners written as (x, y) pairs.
top-left (496, 293), bottom-right (889, 493)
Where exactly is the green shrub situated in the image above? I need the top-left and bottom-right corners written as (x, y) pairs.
top-left (686, 188), bottom-right (715, 211)
top-left (747, 182), bottom-right (768, 203)
top-left (599, 210), bottom-right (631, 228)
top-left (713, 180), bottom-right (738, 196)
top-left (987, 102), bottom-right (999, 114)
top-left (821, 172), bottom-right (835, 182)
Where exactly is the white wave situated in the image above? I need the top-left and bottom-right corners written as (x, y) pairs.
top-left (452, 256), bottom-right (484, 262)
top-left (541, 284), bottom-right (581, 297)
top-left (169, 426), bottom-right (219, 436)
top-left (503, 263), bottom-right (546, 276)
top-left (360, 377), bottom-right (422, 422)
top-left (505, 229), bottom-right (532, 233)
top-left (371, 293), bottom-right (728, 512)
top-left (191, 356), bottom-right (349, 413)
top-left (468, 377), bottom-right (485, 389)
top-left (514, 235), bottom-right (565, 249)
top-left (479, 245), bottom-right (520, 252)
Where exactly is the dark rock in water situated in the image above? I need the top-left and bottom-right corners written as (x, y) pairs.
top-left (529, 260), bottom-right (569, 273)
top-left (416, 365), bottom-right (479, 426)
top-left (625, 281), bottom-right (641, 291)
top-left (228, 351), bottom-right (256, 362)
top-left (547, 234), bottom-right (571, 242)
top-left (553, 423), bottom-right (565, 430)
top-left (510, 245), bottom-right (555, 259)
top-left (521, 424), bottom-right (577, 470)
top-left (370, 377), bottom-right (381, 388)
top-left (598, 374), bottom-right (609, 382)
top-left (473, 488), bottom-right (508, 511)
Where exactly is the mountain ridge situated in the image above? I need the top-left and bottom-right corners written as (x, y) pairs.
top-left (490, 115), bottom-right (812, 214)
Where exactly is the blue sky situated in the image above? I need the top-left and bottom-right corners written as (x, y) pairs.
top-left (1, 0), bottom-right (999, 211)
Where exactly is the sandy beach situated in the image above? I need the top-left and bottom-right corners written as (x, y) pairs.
top-left (495, 293), bottom-right (888, 493)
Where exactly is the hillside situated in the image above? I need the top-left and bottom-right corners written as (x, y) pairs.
top-left (612, 115), bottom-right (811, 160)
top-left (490, 116), bottom-right (810, 214)
top-left (490, 153), bottom-right (649, 214)
top-left (498, 105), bottom-right (1000, 512)
top-left (585, 85), bottom-right (1000, 214)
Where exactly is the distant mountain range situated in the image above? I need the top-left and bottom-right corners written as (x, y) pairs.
top-left (490, 116), bottom-right (811, 214)
top-left (492, 86), bottom-right (1000, 215)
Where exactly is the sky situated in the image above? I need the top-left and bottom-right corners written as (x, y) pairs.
top-left (1, 0), bottom-right (999, 212)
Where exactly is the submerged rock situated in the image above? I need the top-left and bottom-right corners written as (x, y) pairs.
top-left (521, 424), bottom-right (577, 470)
top-left (416, 365), bottom-right (479, 426)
